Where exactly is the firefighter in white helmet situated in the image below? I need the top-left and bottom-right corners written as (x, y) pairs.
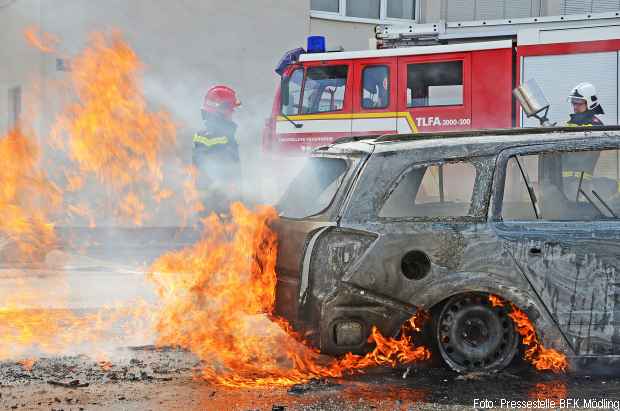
top-left (562, 82), bottom-right (605, 203)
top-left (566, 82), bottom-right (604, 127)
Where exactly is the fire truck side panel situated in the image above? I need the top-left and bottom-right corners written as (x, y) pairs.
top-left (516, 39), bottom-right (620, 128)
top-left (470, 48), bottom-right (513, 130)
top-left (352, 58), bottom-right (399, 135)
top-left (396, 52), bottom-right (472, 133)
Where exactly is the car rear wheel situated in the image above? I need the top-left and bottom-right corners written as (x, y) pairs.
top-left (435, 293), bottom-right (519, 373)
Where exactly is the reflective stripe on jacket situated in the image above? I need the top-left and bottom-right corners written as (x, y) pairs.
top-left (193, 134), bottom-right (229, 147)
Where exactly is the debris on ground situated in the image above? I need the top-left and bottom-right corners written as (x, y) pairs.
top-left (47, 379), bottom-right (89, 388)
top-left (288, 379), bottom-right (341, 395)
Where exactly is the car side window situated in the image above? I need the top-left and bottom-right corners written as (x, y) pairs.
top-left (379, 161), bottom-right (477, 218)
top-left (502, 148), bottom-right (620, 221)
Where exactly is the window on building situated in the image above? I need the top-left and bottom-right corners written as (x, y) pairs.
top-left (346, 0), bottom-right (380, 19)
top-left (301, 65), bottom-right (348, 114)
top-left (311, 0), bottom-right (339, 13)
top-left (445, 0), bottom-right (540, 21)
top-left (380, 161), bottom-right (477, 218)
top-left (362, 66), bottom-right (389, 109)
top-left (8, 86), bottom-right (21, 129)
top-left (311, 0), bottom-right (417, 21)
top-left (502, 149), bottom-right (620, 221)
top-left (561, 0), bottom-right (620, 15)
top-left (387, 0), bottom-right (416, 19)
top-left (407, 61), bottom-right (463, 107)
top-left (281, 68), bottom-right (304, 115)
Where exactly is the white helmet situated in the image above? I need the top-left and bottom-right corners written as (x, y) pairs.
top-left (567, 82), bottom-right (604, 114)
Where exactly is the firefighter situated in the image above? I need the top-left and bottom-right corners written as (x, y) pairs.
top-left (566, 82), bottom-right (604, 127)
top-left (562, 82), bottom-right (605, 203)
top-left (192, 85), bottom-right (242, 216)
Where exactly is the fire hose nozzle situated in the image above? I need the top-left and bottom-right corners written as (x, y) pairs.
top-left (513, 79), bottom-right (553, 127)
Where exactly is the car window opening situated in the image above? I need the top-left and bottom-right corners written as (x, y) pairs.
top-left (277, 157), bottom-right (350, 219)
top-left (502, 149), bottom-right (620, 221)
top-left (380, 161), bottom-right (476, 218)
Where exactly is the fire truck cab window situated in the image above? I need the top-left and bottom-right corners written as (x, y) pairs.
top-left (281, 68), bottom-right (304, 115)
top-left (407, 61), bottom-right (463, 107)
top-left (302, 65), bottom-right (348, 114)
top-left (362, 66), bottom-right (389, 109)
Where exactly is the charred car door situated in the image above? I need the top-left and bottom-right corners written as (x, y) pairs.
top-left (339, 151), bottom-right (521, 320)
top-left (492, 143), bottom-right (620, 355)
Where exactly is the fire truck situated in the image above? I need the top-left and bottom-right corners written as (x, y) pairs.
top-left (263, 11), bottom-right (620, 155)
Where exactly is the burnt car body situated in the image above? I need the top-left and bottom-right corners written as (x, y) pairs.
top-left (273, 127), bottom-right (620, 373)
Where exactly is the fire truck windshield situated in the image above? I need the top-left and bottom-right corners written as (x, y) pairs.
top-left (277, 157), bottom-right (350, 219)
top-left (302, 66), bottom-right (348, 114)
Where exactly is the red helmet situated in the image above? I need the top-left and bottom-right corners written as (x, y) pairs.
top-left (202, 85), bottom-right (241, 118)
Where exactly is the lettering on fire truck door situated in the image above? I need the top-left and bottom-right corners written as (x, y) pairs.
top-left (397, 53), bottom-right (472, 133)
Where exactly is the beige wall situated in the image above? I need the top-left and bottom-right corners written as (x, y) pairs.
top-left (309, 18), bottom-right (376, 51)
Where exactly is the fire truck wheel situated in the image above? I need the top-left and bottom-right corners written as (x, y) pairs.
top-left (435, 293), bottom-right (519, 373)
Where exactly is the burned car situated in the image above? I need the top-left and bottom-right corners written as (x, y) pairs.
top-left (273, 127), bottom-right (620, 373)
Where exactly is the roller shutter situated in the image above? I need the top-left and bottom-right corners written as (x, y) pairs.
top-left (521, 51), bottom-right (618, 126)
top-left (446, 0), bottom-right (539, 21)
top-left (561, 0), bottom-right (620, 14)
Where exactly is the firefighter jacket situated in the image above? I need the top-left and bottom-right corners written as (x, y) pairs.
top-left (563, 111), bottom-right (604, 185)
top-left (192, 115), bottom-right (241, 214)
top-left (566, 111), bottom-right (604, 127)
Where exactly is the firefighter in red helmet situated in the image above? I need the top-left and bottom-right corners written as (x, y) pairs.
top-left (192, 85), bottom-right (242, 216)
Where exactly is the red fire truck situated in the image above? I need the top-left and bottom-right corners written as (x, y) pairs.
top-left (263, 12), bottom-right (620, 155)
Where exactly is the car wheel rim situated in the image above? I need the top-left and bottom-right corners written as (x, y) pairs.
top-left (436, 293), bottom-right (519, 372)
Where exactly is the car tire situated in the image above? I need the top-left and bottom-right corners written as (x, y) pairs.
top-left (435, 292), bottom-right (519, 373)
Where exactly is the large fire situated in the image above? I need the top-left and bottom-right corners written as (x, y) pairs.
top-left (149, 202), bottom-right (430, 387)
top-left (489, 295), bottom-right (568, 373)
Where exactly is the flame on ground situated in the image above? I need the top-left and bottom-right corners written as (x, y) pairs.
top-left (488, 295), bottom-right (568, 373)
top-left (149, 203), bottom-right (430, 387)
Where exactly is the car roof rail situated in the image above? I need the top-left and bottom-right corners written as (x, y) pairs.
top-left (374, 125), bottom-right (620, 143)
top-left (321, 134), bottom-right (381, 148)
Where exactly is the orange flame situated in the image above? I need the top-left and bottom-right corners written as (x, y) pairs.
top-left (24, 26), bottom-right (59, 53)
top-left (508, 308), bottom-right (568, 373)
top-left (17, 358), bottom-right (36, 371)
top-left (488, 295), bottom-right (568, 373)
top-left (149, 203), bottom-right (429, 387)
top-left (50, 31), bottom-right (177, 226)
top-left (0, 127), bottom-right (60, 262)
